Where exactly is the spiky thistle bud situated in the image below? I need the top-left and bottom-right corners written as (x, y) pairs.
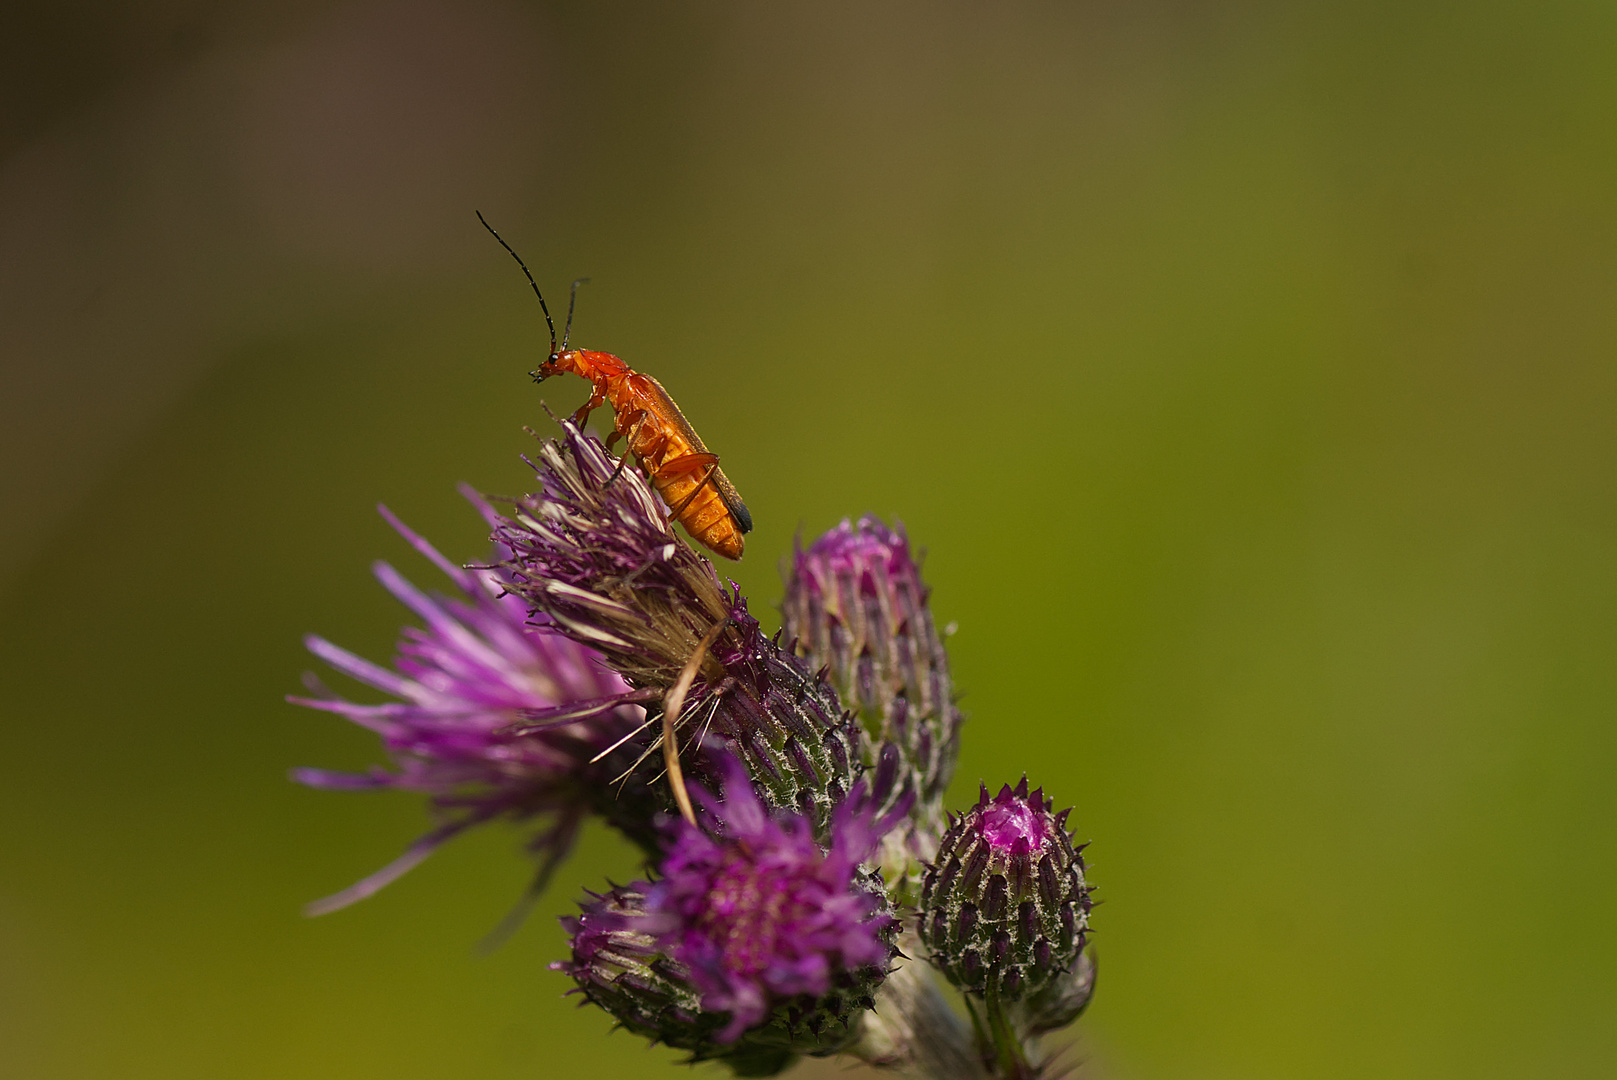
top-left (918, 778), bottom-right (1093, 1010)
top-left (782, 516), bottom-right (961, 892)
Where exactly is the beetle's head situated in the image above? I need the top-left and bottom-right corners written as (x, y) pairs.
top-left (530, 355), bottom-right (560, 383)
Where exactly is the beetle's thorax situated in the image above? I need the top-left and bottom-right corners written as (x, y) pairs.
top-left (558, 349), bottom-right (631, 380)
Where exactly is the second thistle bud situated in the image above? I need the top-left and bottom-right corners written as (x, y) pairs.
top-left (783, 516), bottom-right (962, 895)
top-left (918, 778), bottom-right (1093, 1011)
top-left (783, 516), bottom-right (960, 807)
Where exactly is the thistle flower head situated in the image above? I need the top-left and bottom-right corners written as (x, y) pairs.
top-left (643, 753), bottom-right (901, 1044)
top-left (918, 778), bottom-right (1093, 1011)
top-left (783, 516), bottom-right (961, 888)
top-left (493, 422), bottom-right (861, 836)
top-left (290, 496), bottom-right (656, 914)
top-left (293, 361), bottom-right (1111, 1073)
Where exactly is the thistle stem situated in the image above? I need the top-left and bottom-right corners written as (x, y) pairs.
top-left (855, 937), bottom-right (992, 1080)
top-left (984, 985), bottom-right (1036, 1080)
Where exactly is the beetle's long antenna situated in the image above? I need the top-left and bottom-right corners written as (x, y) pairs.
top-left (476, 211), bottom-right (556, 355)
top-left (562, 278), bottom-right (590, 351)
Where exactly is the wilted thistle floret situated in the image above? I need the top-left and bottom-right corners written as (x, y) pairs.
top-left (782, 516), bottom-right (961, 892)
top-left (918, 778), bottom-right (1093, 1020)
top-left (492, 421), bottom-right (863, 837)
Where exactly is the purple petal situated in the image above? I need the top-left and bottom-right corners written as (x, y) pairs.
top-left (302, 635), bottom-right (415, 699)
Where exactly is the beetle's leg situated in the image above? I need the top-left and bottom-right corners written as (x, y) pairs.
top-left (606, 412), bottom-right (650, 486)
top-left (571, 384), bottom-right (609, 428)
top-left (666, 463), bottom-right (720, 519)
top-left (655, 451), bottom-right (720, 478)
top-left (605, 409), bottom-right (643, 453)
top-left (638, 431), bottom-right (671, 473)
top-left (655, 452), bottom-right (722, 516)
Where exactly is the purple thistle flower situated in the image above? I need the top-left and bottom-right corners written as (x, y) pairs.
top-left (291, 493), bottom-right (658, 916)
top-left (491, 422), bottom-right (862, 836)
top-left (783, 515), bottom-right (962, 890)
top-left (642, 754), bottom-right (902, 1044)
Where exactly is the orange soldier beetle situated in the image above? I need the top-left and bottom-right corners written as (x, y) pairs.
top-left (477, 214), bottom-right (753, 561)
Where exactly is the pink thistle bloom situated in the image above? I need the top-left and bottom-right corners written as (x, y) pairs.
top-left (643, 754), bottom-right (904, 1043)
top-left (291, 493), bottom-right (655, 916)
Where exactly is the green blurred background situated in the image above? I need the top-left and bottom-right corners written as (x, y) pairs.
top-left (3, 2), bottom-right (1615, 1077)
